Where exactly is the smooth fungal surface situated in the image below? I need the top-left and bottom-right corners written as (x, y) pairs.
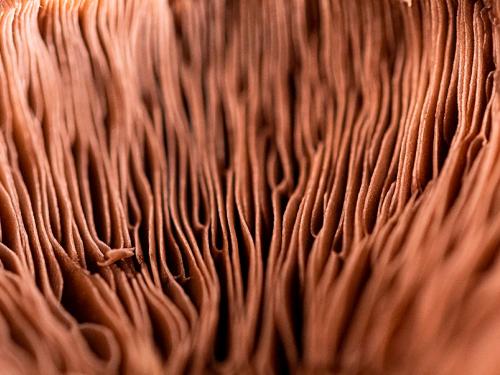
top-left (0, 0), bottom-right (499, 374)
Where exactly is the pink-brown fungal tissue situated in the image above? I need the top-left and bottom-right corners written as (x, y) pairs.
top-left (0, 0), bottom-right (498, 374)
